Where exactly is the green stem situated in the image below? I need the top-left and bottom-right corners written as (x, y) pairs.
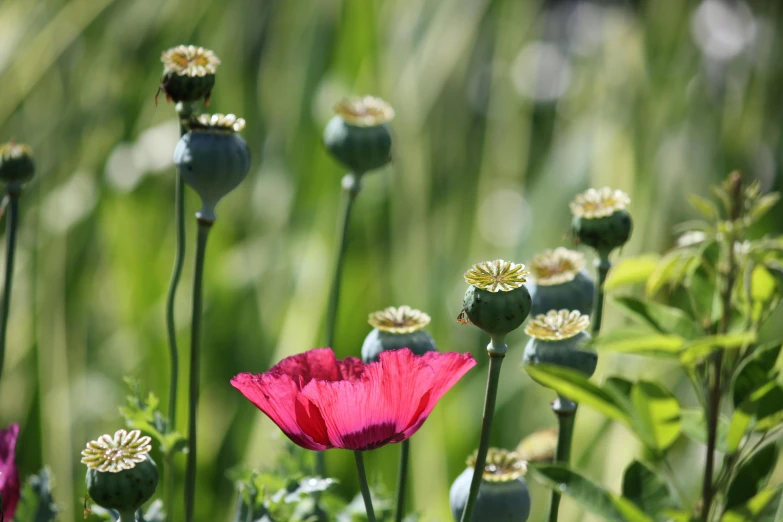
top-left (548, 396), bottom-right (577, 522)
top-left (459, 335), bottom-right (506, 522)
top-left (0, 189), bottom-right (20, 383)
top-left (118, 510), bottom-right (136, 522)
top-left (166, 102), bottom-right (194, 431)
top-left (184, 219), bottom-right (212, 522)
top-left (592, 256), bottom-right (611, 335)
top-left (354, 450), bottom-right (377, 522)
top-left (319, 173), bottom-right (361, 477)
top-left (394, 439), bottom-right (410, 522)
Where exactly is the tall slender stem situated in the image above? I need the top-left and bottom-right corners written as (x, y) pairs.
top-left (318, 173), bottom-right (361, 477)
top-left (184, 219), bottom-right (211, 522)
top-left (394, 439), bottom-right (410, 522)
top-left (459, 335), bottom-right (506, 522)
top-left (354, 450), bottom-right (377, 522)
top-left (0, 189), bottom-right (20, 383)
top-left (118, 510), bottom-right (136, 522)
top-left (592, 255), bottom-right (611, 335)
top-left (548, 397), bottom-right (577, 522)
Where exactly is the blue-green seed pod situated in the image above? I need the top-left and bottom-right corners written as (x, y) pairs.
top-left (81, 430), bottom-right (159, 513)
top-left (361, 306), bottom-right (437, 363)
top-left (527, 248), bottom-right (594, 316)
top-left (460, 260), bottom-right (531, 338)
top-left (174, 114), bottom-right (251, 222)
top-left (570, 188), bottom-right (632, 257)
top-left (323, 96), bottom-right (394, 174)
top-left (450, 449), bottom-right (531, 522)
top-left (0, 142), bottom-right (35, 186)
top-left (523, 310), bottom-right (597, 378)
top-left (159, 45), bottom-right (220, 104)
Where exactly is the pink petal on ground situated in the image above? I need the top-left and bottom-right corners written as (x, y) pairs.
top-left (0, 423), bottom-right (20, 521)
top-left (231, 373), bottom-right (328, 450)
top-left (400, 351), bottom-right (476, 437)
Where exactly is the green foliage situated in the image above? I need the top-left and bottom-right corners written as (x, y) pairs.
top-left (13, 468), bottom-right (58, 522)
top-left (621, 461), bottom-right (679, 521)
top-left (119, 378), bottom-right (186, 456)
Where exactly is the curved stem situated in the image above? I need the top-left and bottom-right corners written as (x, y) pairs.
top-left (117, 510), bottom-right (137, 522)
top-left (394, 439), bottom-right (410, 522)
top-left (592, 256), bottom-right (611, 335)
top-left (459, 335), bottom-right (506, 522)
top-left (548, 397), bottom-right (577, 522)
top-left (184, 219), bottom-right (211, 522)
top-left (0, 190), bottom-right (20, 383)
top-left (354, 450), bottom-right (377, 522)
top-left (319, 173), bottom-right (361, 477)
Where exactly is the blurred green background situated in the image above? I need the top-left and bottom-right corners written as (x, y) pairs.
top-left (1, 0), bottom-right (782, 520)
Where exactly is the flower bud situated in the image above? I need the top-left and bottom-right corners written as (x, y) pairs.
top-left (523, 310), bottom-right (597, 378)
top-left (459, 260), bottom-right (532, 338)
top-left (0, 142), bottom-right (35, 187)
top-left (527, 248), bottom-right (594, 316)
top-left (174, 114), bottom-right (251, 222)
top-left (81, 429), bottom-right (158, 513)
top-left (361, 305), bottom-right (437, 363)
top-left (323, 96), bottom-right (394, 174)
top-left (450, 449), bottom-right (531, 522)
top-left (570, 187), bottom-right (632, 257)
top-left (159, 45), bottom-right (220, 104)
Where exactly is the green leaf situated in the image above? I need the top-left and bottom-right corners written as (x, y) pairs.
top-left (750, 265), bottom-right (778, 304)
top-left (726, 382), bottom-right (779, 452)
top-left (646, 250), bottom-right (688, 296)
top-left (722, 486), bottom-right (783, 522)
top-left (680, 409), bottom-right (729, 453)
top-left (604, 255), bottom-right (661, 291)
top-left (747, 193), bottom-right (780, 224)
top-left (688, 194), bottom-right (720, 220)
top-left (593, 328), bottom-right (685, 358)
top-left (613, 296), bottom-right (701, 339)
top-left (725, 444), bottom-right (778, 509)
top-left (13, 468), bottom-right (59, 522)
top-left (621, 461), bottom-right (679, 519)
top-left (732, 343), bottom-right (781, 408)
top-left (679, 332), bottom-right (757, 367)
top-left (528, 464), bottom-right (654, 522)
top-left (630, 381), bottom-right (682, 453)
top-left (524, 365), bottom-right (633, 426)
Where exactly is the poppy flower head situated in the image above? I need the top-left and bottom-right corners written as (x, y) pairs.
top-left (0, 423), bottom-right (20, 521)
top-left (232, 348), bottom-right (475, 451)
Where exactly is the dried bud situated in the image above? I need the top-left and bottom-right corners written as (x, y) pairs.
top-left (323, 96), bottom-right (394, 174)
top-left (361, 306), bottom-right (437, 363)
top-left (159, 45), bottom-right (220, 104)
top-left (0, 142), bottom-right (35, 187)
top-left (570, 187), bottom-right (633, 257)
top-left (527, 248), bottom-right (594, 316)
top-left (523, 310), bottom-right (597, 378)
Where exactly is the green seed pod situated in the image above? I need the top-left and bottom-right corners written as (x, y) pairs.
top-left (323, 96), bottom-right (394, 174)
top-left (159, 45), bottom-right (220, 104)
top-left (0, 142), bottom-right (35, 187)
top-left (361, 306), bottom-right (437, 363)
top-left (523, 310), bottom-right (597, 378)
top-left (570, 187), bottom-right (632, 257)
top-left (174, 114), bottom-right (251, 222)
top-left (450, 449), bottom-right (531, 522)
top-left (459, 260), bottom-right (531, 339)
top-left (81, 430), bottom-right (159, 513)
top-left (527, 248), bottom-right (594, 316)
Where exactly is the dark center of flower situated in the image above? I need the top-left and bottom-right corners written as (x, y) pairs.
top-left (342, 422), bottom-right (398, 451)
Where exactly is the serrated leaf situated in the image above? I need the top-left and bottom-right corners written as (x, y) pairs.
top-left (689, 194), bottom-right (720, 220)
top-left (725, 444), bottom-right (778, 509)
top-left (593, 328), bottom-right (684, 358)
top-left (630, 381), bottom-right (682, 453)
top-left (680, 409), bottom-right (729, 453)
top-left (604, 255), bottom-right (661, 291)
top-left (613, 296), bottom-right (701, 339)
top-left (528, 464), bottom-right (654, 522)
top-left (679, 332), bottom-right (757, 367)
top-left (622, 461), bottom-right (679, 519)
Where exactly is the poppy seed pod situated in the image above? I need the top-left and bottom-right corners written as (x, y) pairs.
top-left (527, 248), bottom-right (594, 316)
top-left (323, 96), bottom-right (394, 174)
top-left (81, 430), bottom-right (159, 513)
top-left (159, 45), bottom-right (220, 104)
top-left (459, 260), bottom-right (532, 339)
top-left (0, 142), bottom-right (35, 187)
top-left (570, 188), bottom-right (632, 257)
top-left (523, 310), bottom-right (597, 378)
top-left (361, 306), bottom-right (437, 363)
top-left (450, 449), bottom-right (531, 522)
top-left (174, 114), bottom-right (251, 222)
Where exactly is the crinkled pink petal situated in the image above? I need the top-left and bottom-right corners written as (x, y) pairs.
top-left (270, 348), bottom-right (345, 385)
top-left (0, 423), bottom-right (20, 521)
top-left (230, 373), bottom-right (327, 450)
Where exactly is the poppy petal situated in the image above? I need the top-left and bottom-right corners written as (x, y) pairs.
top-left (270, 348), bottom-right (343, 386)
top-left (0, 423), bottom-right (20, 521)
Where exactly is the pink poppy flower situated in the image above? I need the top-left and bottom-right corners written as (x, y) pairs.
top-left (0, 423), bottom-right (20, 521)
top-left (232, 348), bottom-right (476, 451)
